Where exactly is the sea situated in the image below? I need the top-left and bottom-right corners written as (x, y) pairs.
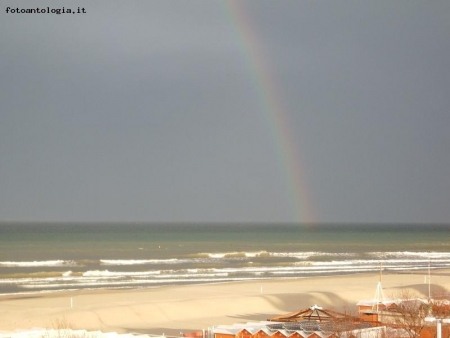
top-left (0, 223), bottom-right (449, 296)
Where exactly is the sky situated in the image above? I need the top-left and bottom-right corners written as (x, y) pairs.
top-left (1, 0), bottom-right (449, 224)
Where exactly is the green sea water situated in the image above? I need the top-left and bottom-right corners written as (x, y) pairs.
top-left (0, 223), bottom-right (449, 294)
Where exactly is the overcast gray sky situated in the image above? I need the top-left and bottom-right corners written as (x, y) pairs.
top-left (1, 0), bottom-right (449, 223)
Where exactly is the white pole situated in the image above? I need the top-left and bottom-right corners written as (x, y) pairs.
top-left (428, 261), bottom-right (431, 301)
top-left (70, 297), bottom-right (73, 308)
top-left (425, 317), bottom-right (450, 338)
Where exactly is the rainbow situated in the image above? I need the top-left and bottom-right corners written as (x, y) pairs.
top-left (221, 0), bottom-right (315, 223)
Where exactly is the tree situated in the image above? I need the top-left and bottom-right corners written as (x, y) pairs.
top-left (381, 289), bottom-right (427, 338)
top-left (41, 318), bottom-right (97, 338)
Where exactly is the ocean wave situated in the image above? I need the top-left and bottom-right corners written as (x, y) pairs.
top-left (3, 264), bottom-right (448, 295)
top-left (195, 251), bottom-right (365, 260)
top-left (1, 250), bottom-right (449, 295)
top-left (17, 276), bottom-right (261, 289)
top-left (370, 252), bottom-right (450, 259)
top-left (194, 251), bottom-right (359, 260)
top-left (198, 251), bottom-right (335, 259)
top-left (201, 251), bottom-right (271, 259)
top-left (2, 259), bottom-right (446, 286)
top-left (0, 260), bottom-right (73, 267)
top-left (2, 251), bottom-right (447, 269)
top-left (22, 262), bottom-right (432, 291)
top-left (100, 259), bottom-right (179, 265)
top-left (82, 270), bottom-right (161, 277)
top-left (194, 251), bottom-right (450, 261)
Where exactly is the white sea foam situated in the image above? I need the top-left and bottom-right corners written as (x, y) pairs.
top-left (203, 251), bottom-right (275, 258)
top-left (100, 259), bottom-right (179, 265)
top-left (370, 251), bottom-right (450, 259)
top-left (18, 276), bottom-right (260, 289)
top-left (2, 252), bottom-right (446, 269)
top-left (201, 251), bottom-right (450, 261)
top-left (3, 250), bottom-right (449, 294)
top-left (200, 251), bottom-right (360, 260)
top-left (82, 270), bottom-right (162, 277)
top-left (0, 260), bottom-right (68, 267)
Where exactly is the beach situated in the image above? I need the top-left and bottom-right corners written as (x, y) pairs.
top-left (1, 271), bottom-right (449, 336)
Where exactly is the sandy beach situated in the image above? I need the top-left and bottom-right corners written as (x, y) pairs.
top-left (1, 271), bottom-right (449, 336)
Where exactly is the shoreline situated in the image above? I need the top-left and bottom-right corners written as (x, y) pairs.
top-left (2, 267), bottom-right (449, 300)
top-left (1, 270), bottom-right (449, 335)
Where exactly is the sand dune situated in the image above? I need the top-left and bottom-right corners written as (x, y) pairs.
top-left (1, 271), bottom-right (449, 336)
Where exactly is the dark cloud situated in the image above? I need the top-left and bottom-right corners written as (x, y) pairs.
top-left (1, 0), bottom-right (449, 222)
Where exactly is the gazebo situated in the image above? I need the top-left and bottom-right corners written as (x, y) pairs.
top-left (268, 305), bottom-right (364, 323)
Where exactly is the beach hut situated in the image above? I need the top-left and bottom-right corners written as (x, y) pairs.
top-left (236, 329), bottom-right (253, 338)
top-left (356, 299), bottom-right (398, 323)
top-left (270, 330), bottom-right (290, 338)
top-left (288, 332), bottom-right (307, 338)
top-left (253, 329), bottom-right (271, 338)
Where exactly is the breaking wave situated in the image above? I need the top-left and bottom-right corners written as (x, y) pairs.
top-left (0, 260), bottom-right (74, 267)
top-left (1, 250), bottom-right (449, 295)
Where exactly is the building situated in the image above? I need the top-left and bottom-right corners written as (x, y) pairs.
top-left (210, 320), bottom-right (385, 338)
top-left (207, 306), bottom-right (386, 338)
top-left (269, 305), bottom-right (364, 324)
